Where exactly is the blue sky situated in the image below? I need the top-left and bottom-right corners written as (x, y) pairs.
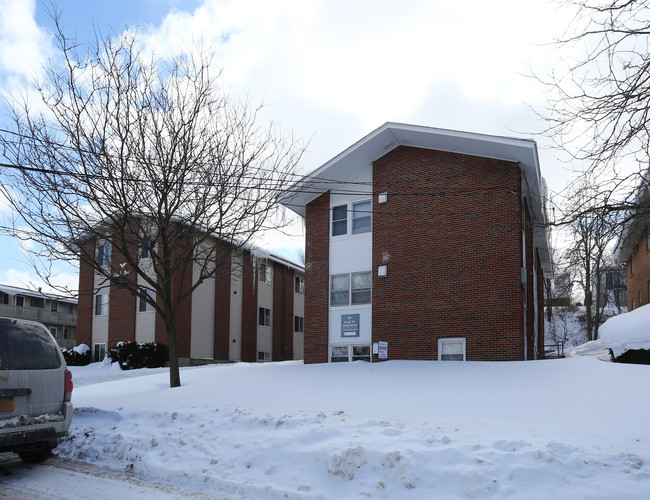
top-left (0, 0), bottom-right (580, 294)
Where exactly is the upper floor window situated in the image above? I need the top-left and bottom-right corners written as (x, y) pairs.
top-left (332, 205), bottom-right (347, 236)
top-left (332, 200), bottom-right (371, 237)
top-left (141, 234), bottom-right (157, 259)
top-left (330, 271), bottom-right (371, 306)
top-left (258, 307), bottom-right (271, 327)
top-left (259, 262), bottom-right (273, 283)
top-left (15, 296), bottom-right (24, 307)
top-left (294, 315), bottom-right (304, 333)
top-left (50, 301), bottom-right (59, 312)
top-left (295, 276), bottom-right (305, 294)
top-left (30, 297), bottom-right (45, 309)
top-left (95, 294), bottom-right (108, 316)
top-left (139, 290), bottom-right (155, 312)
top-left (351, 201), bottom-right (371, 234)
top-left (98, 243), bottom-right (111, 266)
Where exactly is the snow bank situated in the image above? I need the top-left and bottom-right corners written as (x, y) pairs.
top-left (599, 303), bottom-right (650, 357)
top-left (58, 359), bottom-right (650, 499)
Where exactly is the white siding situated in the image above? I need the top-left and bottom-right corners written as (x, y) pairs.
top-left (91, 272), bottom-right (109, 346)
top-left (329, 176), bottom-right (373, 347)
top-left (191, 244), bottom-right (215, 359)
top-left (293, 273), bottom-right (305, 360)
top-left (229, 252), bottom-right (243, 361)
top-left (257, 262), bottom-right (273, 360)
top-left (135, 264), bottom-right (156, 343)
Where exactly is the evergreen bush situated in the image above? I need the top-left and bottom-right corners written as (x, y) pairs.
top-left (108, 341), bottom-right (168, 370)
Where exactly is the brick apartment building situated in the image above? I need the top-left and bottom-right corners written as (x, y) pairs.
top-left (76, 232), bottom-right (305, 365)
top-left (280, 123), bottom-right (552, 363)
top-left (614, 195), bottom-right (650, 311)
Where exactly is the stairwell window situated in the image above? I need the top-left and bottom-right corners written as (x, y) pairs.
top-left (330, 274), bottom-right (350, 306)
top-left (331, 272), bottom-right (371, 306)
top-left (259, 262), bottom-right (273, 283)
top-left (139, 290), bottom-right (155, 312)
top-left (352, 201), bottom-right (371, 234)
top-left (351, 272), bottom-right (371, 304)
top-left (98, 243), bottom-right (111, 266)
top-left (95, 294), bottom-right (108, 316)
top-left (295, 276), bottom-right (305, 294)
top-left (294, 315), bottom-right (304, 333)
top-left (140, 233), bottom-right (157, 259)
top-left (258, 307), bottom-right (271, 327)
top-left (332, 205), bottom-right (348, 236)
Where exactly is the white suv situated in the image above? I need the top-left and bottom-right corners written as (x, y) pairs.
top-left (0, 317), bottom-right (73, 462)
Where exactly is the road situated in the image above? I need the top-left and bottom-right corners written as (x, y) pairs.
top-left (0, 454), bottom-right (222, 499)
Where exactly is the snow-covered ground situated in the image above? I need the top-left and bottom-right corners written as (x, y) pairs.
top-left (46, 358), bottom-right (650, 499)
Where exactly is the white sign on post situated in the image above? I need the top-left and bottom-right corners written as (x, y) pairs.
top-left (378, 341), bottom-right (388, 359)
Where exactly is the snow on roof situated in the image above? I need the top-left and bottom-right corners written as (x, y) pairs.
top-left (0, 283), bottom-right (77, 303)
top-left (599, 303), bottom-right (650, 357)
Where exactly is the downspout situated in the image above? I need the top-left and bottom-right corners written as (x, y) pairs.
top-left (521, 176), bottom-right (528, 361)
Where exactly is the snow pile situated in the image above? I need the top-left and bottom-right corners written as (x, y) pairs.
top-left (565, 340), bottom-right (612, 361)
top-left (73, 343), bottom-right (89, 355)
top-left (55, 359), bottom-right (650, 499)
top-left (600, 303), bottom-right (650, 357)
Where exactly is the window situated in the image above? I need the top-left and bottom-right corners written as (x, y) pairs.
top-left (140, 233), bottom-right (157, 259)
top-left (49, 327), bottom-right (58, 338)
top-left (0, 321), bottom-right (62, 370)
top-left (294, 316), bottom-right (304, 333)
top-left (258, 351), bottom-right (270, 361)
top-left (98, 243), bottom-right (111, 266)
top-left (330, 345), bottom-right (371, 363)
top-left (351, 272), bottom-right (371, 304)
top-left (295, 276), bottom-right (305, 294)
top-left (50, 301), bottom-right (59, 312)
top-left (351, 201), bottom-right (371, 234)
top-left (93, 343), bottom-right (107, 362)
top-left (16, 296), bottom-right (24, 307)
top-left (632, 298), bottom-right (636, 311)
top-left (0, 292), bottom-right (8, 305)
top-left (139, 290), bottom-right (155, 312)
top-left (258, 307), bottom-right (271, 327)
top-left (332, 205), bottom-right (347, 236)
top-left (647, 227), bottom-right (650, 250)
top-left (95, 294), bottom-right (108, 316)
top-left (330, 274), bottom-right (350, 306)
top-left (259, 262), bottom-right (273, 283)
top-left (439, 338), bottom-right (466, 361)
top-left (331, 345), bottom-right (349, 362)
top-left (330, 272), bottom-right (371, 306)
top-left (64, 303), bottom-right (76, 314)
top-left (630, 258), bottom-right (635, 275)
top-left (30, 297), bottom-right (45, 309)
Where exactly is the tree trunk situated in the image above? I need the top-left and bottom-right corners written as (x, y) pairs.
top-left (166, 319), bottom-right (181, 388)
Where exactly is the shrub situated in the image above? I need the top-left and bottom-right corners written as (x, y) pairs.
top-left (613, 348), bottom-right (650, 365)
top-left (107, 341), bottom-right (168, 370)
top-left (61, 347), bottom-right (91, 366)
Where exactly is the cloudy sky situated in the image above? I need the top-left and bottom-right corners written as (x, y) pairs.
top-left (0, 0), bottom-right (579, 293)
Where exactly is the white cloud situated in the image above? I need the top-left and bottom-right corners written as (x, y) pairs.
top-left (2, 267), bottom-right (78, 295)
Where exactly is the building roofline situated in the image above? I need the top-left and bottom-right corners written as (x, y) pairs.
top-left (0, 283), bottom-right (77, 303)
top-left (278, 122), bottom-right (551, 275)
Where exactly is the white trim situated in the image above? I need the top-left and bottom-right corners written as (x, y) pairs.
top-left (438, 337), bottom-right (466, 361)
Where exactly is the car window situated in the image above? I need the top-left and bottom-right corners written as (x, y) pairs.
top-left (0, 321), bottom-right (62, 370)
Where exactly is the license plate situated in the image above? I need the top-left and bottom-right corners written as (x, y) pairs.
top-left (0, 398), bottom-right (14, 412)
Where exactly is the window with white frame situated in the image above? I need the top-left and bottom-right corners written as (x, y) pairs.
top-left (139, 290), bottom-right (155, 312)
top-left (50, 301), bottom-right (59, 312)
top-left (15, 296), bottom-right (24, 307)
top-left (258, 351), bottom-right (270, 361)
top-left (330, 344), bottom-right (371, 363)
top-left (330, 345), bottom-right (349, 362)
top-left (94, 343), bottom-right (107, 362)
top-left (98, 243), bottom-right (111, 266)
top-left (294, 315), bottom-right (304, 333)
top-left (438, 338), bottom-right (466, 361)
top-left (258, 307), bottom-right (271, 327)
top-left (49, 327), bottom-right (58, 338)
top-left (351, 200), bottom-right (371, 234)
top-left (259, 262), bottom-right (273, 283)
top-left (632, 298), bottom-right (636, 310)
top-left (140, 233), bottom-right (157, 259)
top-left (330, 272), bottom-right (371, 306)
top-left (30, 297), bottom-right (45, 308)
top-left (332, 205), bottom-right (348, 236)
top-left (95, 294), bottom-right (108, 316)
top-left (295, 276), bottom-right (305, 294)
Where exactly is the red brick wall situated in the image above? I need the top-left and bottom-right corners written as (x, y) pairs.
top-left (626, 227), bottom-right (650, 310)
top-left (241, 252), bottom-right (258, 362)
top-left (371, 146), bottom-right (525, 361)
top-left (213, 244), bottom-right (232, 360)
top-left (108, 239), bottom-right (137, 348)
top-left (76, 241), bottom-right (95, 347)
top-left (272, 262), bottom-right (294, 361)
top-left (304, 192), bottom-right (330, 364)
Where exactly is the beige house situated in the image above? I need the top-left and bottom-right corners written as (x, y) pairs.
top-left (0, 284), bottom-right (77, 348)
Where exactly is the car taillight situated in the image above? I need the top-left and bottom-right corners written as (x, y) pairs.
top-left (65, 369), bottom-right (73, 402)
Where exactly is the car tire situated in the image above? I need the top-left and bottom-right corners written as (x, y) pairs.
top-left (18, 443), bottom-right (52, 463)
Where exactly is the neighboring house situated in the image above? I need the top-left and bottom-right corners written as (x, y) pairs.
top-left (0, 284), bottom-right (77, 348)
top-left (76, 233), bottom-right (305, 365)
top-left (613, 170), bottom-right (650, 312)
top-left (279, 122), bottom-right (552, 363)
top-left (547, 271), bottom-right (572, 307)
top-left (602, 266), bottom-right (627, 311)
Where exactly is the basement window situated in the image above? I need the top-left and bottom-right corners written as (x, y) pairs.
top-left (438, 338), bottom-right (466, 361)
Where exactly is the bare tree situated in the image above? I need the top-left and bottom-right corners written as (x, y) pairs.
top-left (562, 183), bottom-right (620, 341)
top-left (0, 20), bottom-right (304, 387)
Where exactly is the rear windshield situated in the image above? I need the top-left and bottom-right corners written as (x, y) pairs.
top-left (0, 320), bottom-right (62, 370)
